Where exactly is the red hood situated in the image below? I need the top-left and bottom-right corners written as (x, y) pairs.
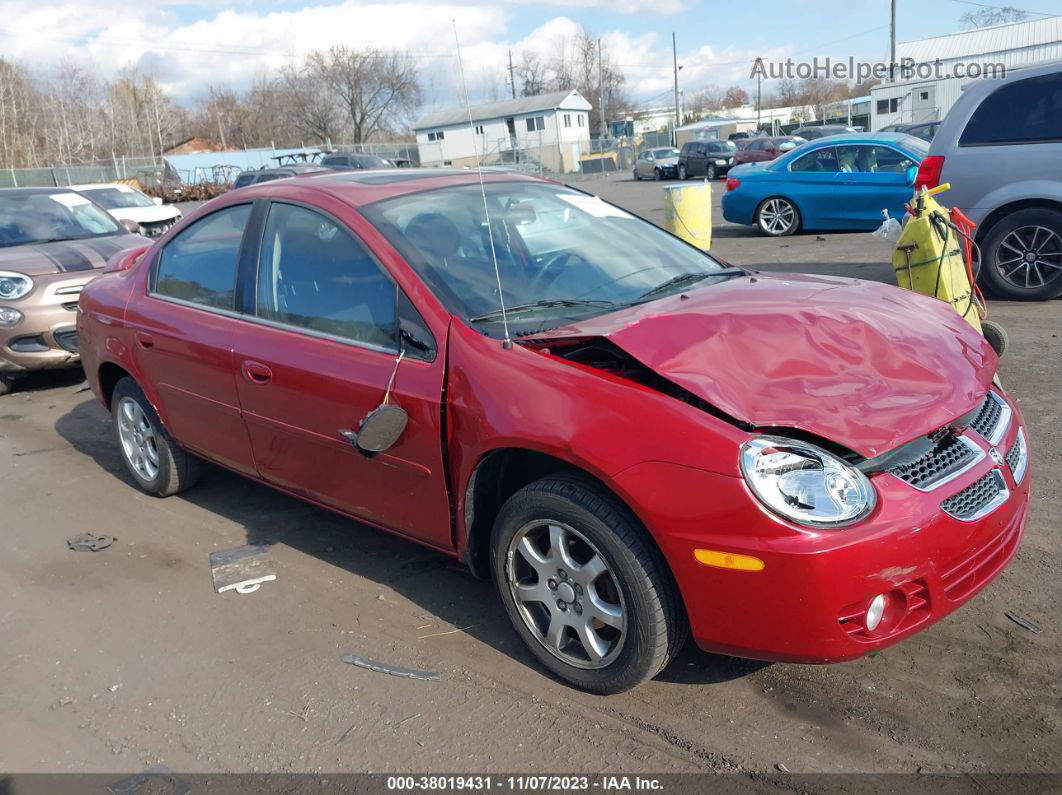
top-left (534, 272), bottom-right (996, 458)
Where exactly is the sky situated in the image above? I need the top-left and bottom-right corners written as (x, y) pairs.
top-left (0, 0), bottom-right (1052, 110)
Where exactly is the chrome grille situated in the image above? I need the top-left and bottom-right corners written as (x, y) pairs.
top-left (941, 470), bottom-right (1008, 522)
top-left (1006, 428), bottom-right (1028, 484)
top-left (889, 433), bottom-right (982, 491)
top-left (968, 392), bottom-right (1011, 445)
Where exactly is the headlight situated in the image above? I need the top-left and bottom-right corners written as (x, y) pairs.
top-left (715, 159), bottom-right (727, 166)
top-left (0, 307), bottom-right (23, 326)
top-left (0, 271), bottom-right (33, 300)
top-left (740, 437), bottom-right (876, 528)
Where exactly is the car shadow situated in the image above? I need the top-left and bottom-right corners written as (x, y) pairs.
top-left (3, 367), bottom-right (86, 396)
top-left (54, 397), bottom-right (763, 689)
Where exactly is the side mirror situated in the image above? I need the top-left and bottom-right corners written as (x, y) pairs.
top-left (153, 197), bottom-right (163, 206)
top-left (119, 218), bottom-right (140, 234)
top-left (340, 404), bottom-right (409, 455)
top-left (905, 166), bottom-right (918, 186)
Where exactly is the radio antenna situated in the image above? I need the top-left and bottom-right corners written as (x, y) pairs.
top-left (452, 19), bottom-right (513, 350)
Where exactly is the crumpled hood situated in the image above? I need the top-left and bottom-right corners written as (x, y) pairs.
top-left (535, 272), bottom-right (996, 458)
top-left (107, 205), bottom-right (181, 225)
top-left (0, 234), bottom-right (147, 276)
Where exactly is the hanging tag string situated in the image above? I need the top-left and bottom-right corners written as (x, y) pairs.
top-left (382, 348), bottom-right (406, 405)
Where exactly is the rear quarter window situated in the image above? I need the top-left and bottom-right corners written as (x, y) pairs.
top-left (960, 73), bottom-right (1062, 146)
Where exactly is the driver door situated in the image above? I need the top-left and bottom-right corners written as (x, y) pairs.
top-left (231, 200), bottom-right (452, 548)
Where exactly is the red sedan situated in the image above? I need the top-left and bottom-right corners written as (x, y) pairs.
top-left (77, 169), bottom-right (1030, 693)
top-left (731, 135), bottom-right (806, 165)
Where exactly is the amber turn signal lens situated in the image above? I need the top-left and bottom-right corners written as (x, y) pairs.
top-left (694, 548), bottom-right (764, 572)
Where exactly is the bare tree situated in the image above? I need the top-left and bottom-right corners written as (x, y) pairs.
top-left (304, 46), bottom-right (421, 143)
top-left (960, 5), bottom-right (1028, 28)
top-left (278, 62), bottom-right (343, 145)
top-left (722, 86), bottom-right (749, 108)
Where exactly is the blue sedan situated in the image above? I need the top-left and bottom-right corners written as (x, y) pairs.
top-left (721, 132), bottom-right (929, 236)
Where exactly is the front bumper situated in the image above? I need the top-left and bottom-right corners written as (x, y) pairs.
top-left (613, 399), bottom-right (1030, 663)
top-left (0, 271), bottom-right (97, 374)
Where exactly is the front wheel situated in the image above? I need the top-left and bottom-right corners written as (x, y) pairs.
top-left (491, 473), bottom-right (687, 694)
top-left (756, 197), bottom-right (800, 236)
top-left (706, 164), bottom-right (717, 180)
top-left (654, 168), bottom-right (663, 181)
top-left (0, 374), bottom-right (11, 397)
top-left (112, 377), bottom-right (199, 497)
top-left (982, 320), bottom-right (1009, 358)
top-left (979, 208), bottom-right (1062, 300)
top-left (677, 164), bottom-right (687, 180)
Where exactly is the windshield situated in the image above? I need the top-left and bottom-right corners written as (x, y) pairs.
top-left (651, 148), bottom-right (679, 159)
top-left (362, 182), bottom-right (733, 337)
top-left (80, 186), bottom-right (156, 209)
top-left (355, 155), bottom-right (390, 168)
top-left (0, 191), bottom-right (121, 248)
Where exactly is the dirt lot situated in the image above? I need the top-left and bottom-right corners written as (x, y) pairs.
top-left (1, 176), bottom-right (1059, 778)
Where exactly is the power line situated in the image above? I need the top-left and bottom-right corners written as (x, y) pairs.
top-left (948, 0), bottom-right (1056, 16)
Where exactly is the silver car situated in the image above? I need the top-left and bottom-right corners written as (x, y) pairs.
top-left (633, 147), bottom-right (680, 181)
top-left (925, 61), bottom-right (1062, 300)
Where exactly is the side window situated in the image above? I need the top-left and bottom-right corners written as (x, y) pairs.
top-left (255, 203), bottom-right (397, 350)
top-left (256, 173), bottom-right (281, 183)
top-left (790, 148), bottom-right (839, 172)
top-left (154, 204), bottom-right (250, 310)
top-left (960, 73), bottom-right (1062, 145)
top-left (234, 173), bottom-right (255, 189)
top-left (836, 145), bottom-right (914, 173)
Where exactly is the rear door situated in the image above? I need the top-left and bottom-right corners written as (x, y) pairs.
top-left (231, 199), bottom-right (452, 547)
top-left (125, 203), bottom-right (258, 474)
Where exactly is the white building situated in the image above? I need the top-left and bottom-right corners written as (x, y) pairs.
top-left (871, 16), bottom-right (1062, 130)
top-left (412, 90), bottom-right (593, 173)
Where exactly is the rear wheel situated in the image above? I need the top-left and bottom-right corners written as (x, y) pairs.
top-left (491, 473), bottom-right (687, 694)
top-left (756, 197), bottom-right (800, 236)
top-left (980, 208), bottom-right (1062, 300)
top-left (633, 169), bottom-right (641, 181)
top-left (112, 377), bottom-right (199, 497)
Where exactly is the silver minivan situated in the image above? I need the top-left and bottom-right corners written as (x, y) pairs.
top-left (924, 61), bottom-right (1062, 300)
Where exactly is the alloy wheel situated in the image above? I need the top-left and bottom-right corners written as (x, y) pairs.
top-left (506, 520), bottom-right (627, 670)
top-left (678, 164), bottom-right (687, 179)
top-left (995, 225), bottom-right (1062, 290)
top-left (707, 165), bottom-right (716, 180)
top-left (759, 198), bottom-right (797, 235)
top-left (116, 396), bottom-right (160, 481)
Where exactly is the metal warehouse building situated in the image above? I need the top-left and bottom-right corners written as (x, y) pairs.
top-left (871, 15), bottom-right (1062, 131)
top-left (411, 90), bottom-right (592, 173)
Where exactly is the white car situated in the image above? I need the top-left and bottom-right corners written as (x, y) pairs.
top-left (69, 183), bottom-right (182, 238)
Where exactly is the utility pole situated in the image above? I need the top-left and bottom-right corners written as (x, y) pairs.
top-left (598, 38), bottom-right (607, 139)
top-left (890, 0), bottom-right (897, 81)
top-left (756, 73), bottom-right (762, 130)
top-left (672, 32), bottom-right (681, 145)
top-left (507, 50), bottom-right (517, 100)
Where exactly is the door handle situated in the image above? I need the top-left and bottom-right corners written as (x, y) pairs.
top-left (134, 331), bottom-right (154, 349)
top-left (241, 361), bottom-right (272, 385)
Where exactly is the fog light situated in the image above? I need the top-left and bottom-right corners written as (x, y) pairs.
top-left (0, 307), bottom-right (23, 327)
top-left (866, 594), bottom-right (887, 631)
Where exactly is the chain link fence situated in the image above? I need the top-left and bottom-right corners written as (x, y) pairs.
top-left (0, 157), bottom-right (169, 189)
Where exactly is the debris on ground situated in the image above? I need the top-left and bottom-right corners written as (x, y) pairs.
top-left (1005, 611), bottom-right (1043, 634)
top-left (66, 532), bottom-right (115, 552)
top-left (775, 762), bottom-right (790, 773)
top-left (209, 545), bottom-right (276, 594)
top-left (107, 683), bottom-right (122, 693)
top-left (108, 764), bottom-right (188, 795)
top-left (72, 382), bottom-right (91, 394)
top-left (416, 623), bottom-right (478, 640)
top-left (342, 653), bottom-right (441, 681)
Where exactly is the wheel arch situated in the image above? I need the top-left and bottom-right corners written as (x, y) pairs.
top-left (97, 361), bottom-right (133, 410)
top-left (974, 198), bottom-right (1062, 242)
top-left (460, 447), bottom-right (663, 582)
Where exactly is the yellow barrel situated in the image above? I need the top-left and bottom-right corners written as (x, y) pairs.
top-left (892, 190), bottom-right (982, 334)
top-left (664, 182), bottom-right (712, 251)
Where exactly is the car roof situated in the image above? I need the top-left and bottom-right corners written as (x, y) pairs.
top-left (228, 168), bottom-right (551, 207)
top-left (0, 186), bottom-right (84, 197)
top-left (799, 131), bottom-right (921, 147)
top-left (67, 183), bottom-right (131, 191)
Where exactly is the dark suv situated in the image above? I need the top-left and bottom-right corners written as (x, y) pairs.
top-left (319, 153), bottom-right (395, 170)
top-left (232, 165), bottom-right (329, 189)
top-left (677, 140), bottom-right (738, 180)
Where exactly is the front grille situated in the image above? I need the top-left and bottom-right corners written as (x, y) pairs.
top-left (941, 470), bottom-right (1008, 521)
top-left (889, 433), bottom-right (981, 490)
top-left (53, 329), bottom-right (79, 353)
top-left (140, 220), bottom-right (175, 237)
top-left (940, 514), bottom-right (1022, 600)
top-left (967, 392), bottom-right (1010, 445)
top-left (1006, 428), bottom-right (1028, 484)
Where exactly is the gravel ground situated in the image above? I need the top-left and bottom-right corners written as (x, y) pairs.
top-left (1, 175), bottom-right (1059, 778)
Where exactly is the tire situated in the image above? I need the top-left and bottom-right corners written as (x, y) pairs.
top-left (111, 377), bottom-right (199, 497)
top-left (756, 196), bottom-right (800, 236)
top-left (490, 473), bottom-right (687, 694)
top-left (677, 164), bottom-right (687, 180)
top-left (632, 169), bottom-right (640, 181)
top-left (654, 168), bottom-right (663, 181)
top-left (0, 374), bottom-right (11, 397)
top-left (982, 320), bottom-right (1009, 358)
top-left (706, 164), bottom-right (717, 180)
top-left (979, 207), bottom-right (1062, 301)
